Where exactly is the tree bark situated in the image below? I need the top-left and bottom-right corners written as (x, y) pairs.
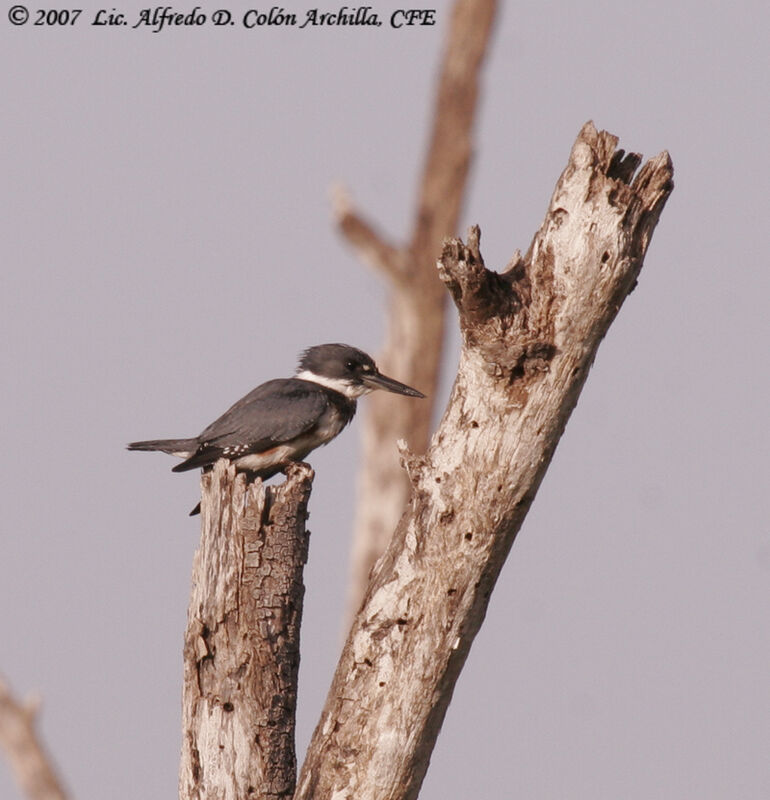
top-left (179, 461), bottom-right (313, 800)
top-left (296, 122), bottom-right (674, 800)
top-left (0, 678), bottom-right (69, 800)
top-left (340, 0), bottom-right (498, 616)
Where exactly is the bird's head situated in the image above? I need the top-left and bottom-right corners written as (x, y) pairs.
top-left (296, 343), bottom-right (425, 400)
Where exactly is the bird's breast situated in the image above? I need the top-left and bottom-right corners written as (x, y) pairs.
top-left (313, 402), bottom-right (351, 443)
top-left (232, 402), bottom-right (352, 472)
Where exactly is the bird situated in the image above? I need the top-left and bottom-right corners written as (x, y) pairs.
top-left (128, 343), bottom-right (424, 514)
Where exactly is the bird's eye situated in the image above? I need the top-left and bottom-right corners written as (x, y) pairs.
top-left (345, 360), bottom-right (355, 371)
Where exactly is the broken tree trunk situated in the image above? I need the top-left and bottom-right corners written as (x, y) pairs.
top-left (179, 461), bottom-right (313, 800)
top-left (295, 122), bottom-right (674, 800)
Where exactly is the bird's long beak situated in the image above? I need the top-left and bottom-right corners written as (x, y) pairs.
top-left (363, 371), bottom-right (425, 398)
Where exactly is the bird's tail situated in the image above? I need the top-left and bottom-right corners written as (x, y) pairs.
top-left (126, 438), bottom-right (197, 457)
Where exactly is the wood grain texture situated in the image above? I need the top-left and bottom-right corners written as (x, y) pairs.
top-left (297, 122), bottom-right (674, 800)
top-left (179, 461), bottom-right (313, 800)
top-left (343, 0), bottom-right (499, 617)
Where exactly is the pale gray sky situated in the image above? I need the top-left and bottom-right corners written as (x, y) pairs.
top-left (2, 1), bottom-right (768, 798)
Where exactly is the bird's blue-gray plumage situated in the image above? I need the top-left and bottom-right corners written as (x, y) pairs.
top-left (170, 378), bottom-right (355, 474)
top-left (127, 344), bottom-right (424, 513)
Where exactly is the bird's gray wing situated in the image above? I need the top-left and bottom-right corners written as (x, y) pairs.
top-left (172, 379), bottom-right (328, 472)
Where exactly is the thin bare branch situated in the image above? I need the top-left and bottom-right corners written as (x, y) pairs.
top-left (0, 677), bottom-right (69, 800)
top-left (346, 0), bottom-right (499, 617)
top-left (331, 184), bottom-right (404, 279)
top-left (409, 0), bottom-right (497, 258)
top-left (298, 122), bottom-right (674, 800)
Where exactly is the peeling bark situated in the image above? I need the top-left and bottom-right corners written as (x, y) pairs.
top-left (179, 462), bottom-right (313, 800)
top-left (297, 122), bottom-right (674, 800)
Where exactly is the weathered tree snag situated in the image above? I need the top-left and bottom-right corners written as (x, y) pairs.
top-left (179, 461), bottom-right (313, 800)
top-left (296, 122), bottom-right (673, 800)
top-left (340, 0), bottom-right (498, 616)
top-left (0, 678), bottom-right (69, 800)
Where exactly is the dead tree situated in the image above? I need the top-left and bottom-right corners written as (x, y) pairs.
top-left (179, 124), bottom-right (673, 800)
top-left (338, 0), bottom-right (498, 616)
top-left (296, 123), bottom-right (673, 799)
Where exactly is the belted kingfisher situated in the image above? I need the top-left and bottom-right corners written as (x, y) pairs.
top-left (128, 343), bottom-right (424, 512)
